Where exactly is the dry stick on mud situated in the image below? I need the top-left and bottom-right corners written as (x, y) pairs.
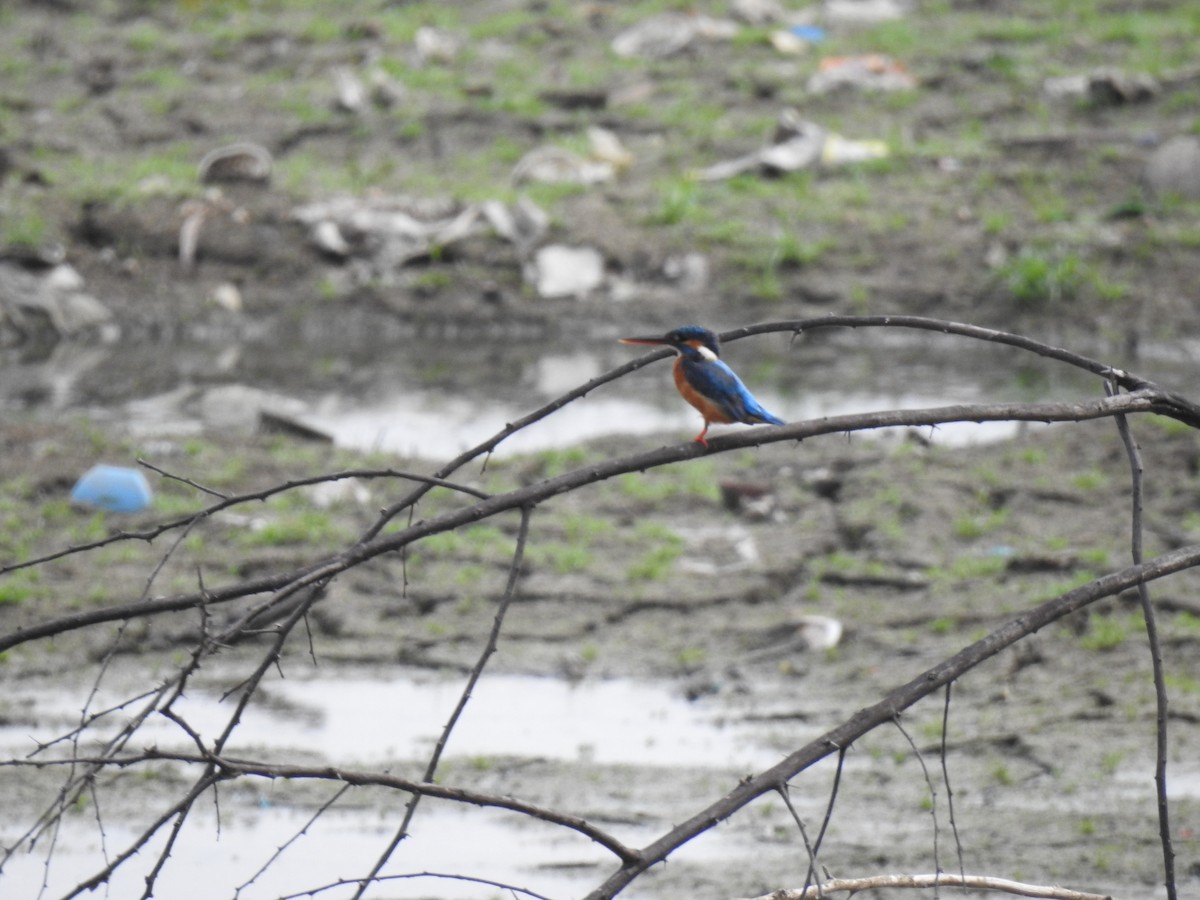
top-left (739, 873), bottom-right (1114, 900)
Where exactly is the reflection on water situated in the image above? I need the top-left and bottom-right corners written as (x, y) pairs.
top-left (3, 322), bottom-right (1193, 457)
top-left (0, 669), bottom-right (798, 899)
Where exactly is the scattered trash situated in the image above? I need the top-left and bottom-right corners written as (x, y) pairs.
top-left (70, 465), bottom-right (153, 513)
top-left (611, 12), bottom-right (739, 59)
top-left (197, 142), bottom-right (273, 185)
top-left (586, 126), bottom-right (634, 171)
top-left (259, 409), bottom-right (333, 443)
top-left (195, 384), bottom-right (314, 436)
top-left (331, 65), bottom-right (366, 113)
top-left (527, 245), bottom-right (605, 299)
top-left (768, 29), bottom-right (811, 55)
top-left (414, 26), bottom-right (460, 64)
top-left (808, 54), bottom-right (917, 93)
top-left (178, 190), bottom-right (249, 271)
top-left (739, 613), bottom-right (845, 657)
top-left (677, 523), bottom-right (760, 575)
top-left (662, 251), bottom-right (710, 293)
top-left (1144, 135), bottom-right (1200, 200)
top-left (304, 478), bottom-right (371, 509)
top-left (480, 197), bottom-right (550, 250)
top-left (208, 282), bottom-right (242, 313)
top-left (719, 480), bottom-right (781, 521)
top-left (292, 194), bottom-right (550, 283)
top-left (796, 614), bottom-right (843, 651)
top-left (822, 132), bottom-right (889, 164)
top-left (1043, 69), bottom-right (1158, 105)
top-left (695, 110), bottom-right (888, 181)
top-left (512, 127), bottom-right (632, 186)
top-left (731, 0), bottom-right (787, 25)
top-left (0, 261), bottom-right (116, 344)
top-left (823, 0), bottom-right (909, 24)
top-left (311, 219), bottom-right (353, 258)
top-left (790, 24), bottom-right (827, 42)
top-left (367, 67), bottom-right (407, 108)
top-left (512, 146), bottom-right (615, 186)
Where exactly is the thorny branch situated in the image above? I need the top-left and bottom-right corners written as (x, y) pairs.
top-left (1, 317), bottom-right (1195, 900)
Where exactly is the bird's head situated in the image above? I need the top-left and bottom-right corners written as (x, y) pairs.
top-left (619, 325), bottom-right (721, 361)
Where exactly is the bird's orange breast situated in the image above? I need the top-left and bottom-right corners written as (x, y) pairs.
top-left (673, 357), bottom-right (734, 424)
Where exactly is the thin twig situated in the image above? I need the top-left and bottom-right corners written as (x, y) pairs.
top-left (1, 467), bottom-right (490, 577)
top-left (940, 682), bottom-right (967, 889)
top-left (778, 785), bottom-right (823, 899)
top-left (894, 716), bottom-right (941, 898)
top-left (352, 505), bottom-right (535, 898)
top-left (1108, 380), bottom-right (1177, 900)
top-left (801, 745), bottom-right (845, 895)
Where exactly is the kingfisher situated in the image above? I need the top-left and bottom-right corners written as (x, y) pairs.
top-left (620, 325), bottom-right (785, 446)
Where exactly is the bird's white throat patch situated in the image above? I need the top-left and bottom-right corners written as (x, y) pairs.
top-left (696, 345), bottom-right (718, 362)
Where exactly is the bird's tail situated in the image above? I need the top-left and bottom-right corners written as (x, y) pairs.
top-left (751, 410), bottom-right (785, 426)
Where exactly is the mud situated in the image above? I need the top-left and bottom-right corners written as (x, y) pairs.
top-left (3, 2), bottom-right (1200, 899)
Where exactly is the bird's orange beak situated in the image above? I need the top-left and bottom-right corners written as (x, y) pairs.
top-left (619, 335), bottom-right (670, 346)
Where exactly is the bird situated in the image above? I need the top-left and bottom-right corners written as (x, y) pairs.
top-left (620, 325), bottom-right (785, 446)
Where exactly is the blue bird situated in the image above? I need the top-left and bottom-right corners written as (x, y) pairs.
top-left (620, 325), bottom-right (785, 446)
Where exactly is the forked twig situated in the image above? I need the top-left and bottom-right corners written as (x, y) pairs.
top-left (351, 505), bottom-right (536, 898)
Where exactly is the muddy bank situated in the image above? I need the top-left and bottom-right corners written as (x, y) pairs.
top-left (3, 0), bottom-right (1200, 897)
top-left (3, 413), bottom-right (1200, 898)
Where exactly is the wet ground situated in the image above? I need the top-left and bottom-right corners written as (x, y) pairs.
top-left (3, 2), bottom-right (1200, 899)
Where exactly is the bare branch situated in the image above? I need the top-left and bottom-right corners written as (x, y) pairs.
top-left (0, 389), bottom-right (1176, 657)
top-left (3, 751), bottom-right (641, 863)
top-left (940, 682), bottom-right (966, 887)
top-left (893, 716), bottom-right (941, 895)
top-left (1108, 381), bottom-right (1177, 900)
top-left (583, 543), bottom-right (1200, 900)
top-left (352, 505), bottom-right (535, 897)
top-left (1, 467), bottom-right (490, 577)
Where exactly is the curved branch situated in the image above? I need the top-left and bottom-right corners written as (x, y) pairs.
top-left (1, 467), bottom-right (491, 577)
top-left (583, 542), bottom-right (1200, 900)
top-left (0, 389), bottom-right (1180, 656)
top-left (3, 752), bottom-right (640, 864)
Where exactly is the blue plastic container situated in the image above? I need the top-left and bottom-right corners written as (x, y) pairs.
top-left (70, 465), bottom-right (154, 513)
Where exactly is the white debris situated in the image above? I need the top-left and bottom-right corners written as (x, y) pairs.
top-left (331, 66), bottom-right (366, 112)
top-left (528, 245), bottom-right (605, 299)
top-left (823, 0), bottom-right (909, 23)
top-left (1144, 136), bottom-right (1200, 199)
top-left (612, 13), bottom-right (739, 59)
top-left (414, 26), bottom-right (460, 63)
top-left (198, 142), bottom-right (273, 184)
top-left (695, 110), bottom-right (887, 180)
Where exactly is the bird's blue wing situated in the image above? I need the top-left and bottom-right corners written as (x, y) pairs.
top-left (683, 359), bottom-right (785, 426)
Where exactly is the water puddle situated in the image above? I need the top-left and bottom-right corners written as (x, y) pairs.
top-left (1, 670), bottom-right (791, 769)
top-left (3, 325), bottom-right (1175, 457)
top-left (1, 669), bottom-right (807, 898)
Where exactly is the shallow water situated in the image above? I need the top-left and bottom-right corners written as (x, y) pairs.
top-left (0, 668), bottom-right (805, 899)
top-left (3, 325), bottom-right (1163, 457)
